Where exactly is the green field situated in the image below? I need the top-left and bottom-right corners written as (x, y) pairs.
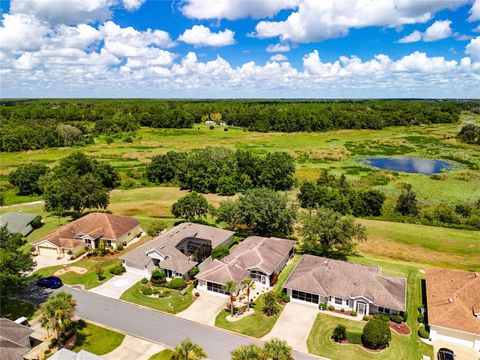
top-left (72, 321), bottom-right (125, 355)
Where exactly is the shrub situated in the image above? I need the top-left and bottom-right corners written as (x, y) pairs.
top-left (142, 287), bottom-right (153, 296)
top-left (363, 315), bottom-right (369, 321)
top-left (373, 313), bottom-right (390, 322)
top-left (402, 311), bottom-right (408, 322)
top-left (351, 310), bottom-right (357, 317)
top-left (44, 350), bottom-right (52, 356)
top-left (281, 294), bottom-right (290, 303)
top-left (417, 313), bottom-right (425, 324)
top-left (262, 292), bottom-right (280, 316)
top-left (157, 289), bottom-right (171, 298)
top-left (117, 244), bottom-right (124, 251)
top-left (390, 315), bottom-right (404, 324)
top-left (48, 338), bottom-right (58, 349)
top-left (31, 215), bottom-right (43, 229)
top-left (212, 246), bottom-right (229, 259)
top-left (109, 265), bottom-right (125, 275)
top-left (151, 269), bottom-right (166, 283)
top-left (418, 325), bottom-right (430, 339)
top-left (346, 330), bottom-right (362, 345)
top-left (328, 305), bottom-right (335, 311)
top-left (168, 277), bottom-right (186, 290)
top-left (147, 219), bottom-right (167, 237)
top-left (140, 278), bottom-right (148, 284)
top-left (319, 303), bottom-right (327, 310)
top-left (361, 318), bottom-right (392, 350)
top-left (332, 325), bottom-right (347, 342)
top-left (340, 308), bottom-right (345, 313)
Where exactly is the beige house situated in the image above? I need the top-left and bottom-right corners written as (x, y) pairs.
top-left (426, 268), bottom-right (480, 352)
top-left (196, 236), bottom-right (295, 295)
top-left (32, 213), bottom-right (141, 258)
top-left (283, 255), bottom-right (406, 316)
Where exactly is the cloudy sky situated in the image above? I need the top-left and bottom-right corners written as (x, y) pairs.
top-left (0, 0), bottom-right (479, 98)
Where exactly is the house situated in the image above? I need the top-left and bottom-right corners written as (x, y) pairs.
top-left (49, 348), bottom-right (103, 360)
top-left (0, 317), bottom-right (36, 360)
top-left (32, 213), bottom-right (141, 258)
top-left (425, 268), bottom-right (480, 351)
top-left (196, 236), bottom-right (295, 295)
top-left (120, 222), bottom-right (235, 279)
top-left (0, 212), bottom-right (38, 236)
top-left (282, 255), bottom-right (406, 316)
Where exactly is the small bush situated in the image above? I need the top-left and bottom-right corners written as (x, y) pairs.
top-left (209, 125), bottom-right (215, 130)
top-left (328, 305), bottom-right (335, 311)
top-left (140, 278), bottom-right (148, 284)
top-left (319, 303), bottom-right (327, 310)
top-left (212, 246), bottom-right (229, 259)
top-left (188, 266), bottom-right (199, 278)
top-left (48, 338), bottom-right (58, 349)
top-left (332, 325), bottom-right (347, 342)
top-left (363, 315), bottom-right (370, 321)
top-left (168, 277), bottom-right (186, 290)
top-left (44, 349), bottom-right (52, 356)
top-left (361, 318), bottom-right (392, 350)
top-left (281, 294), bottom-right (290, 303)
top-left (109, 265), bottom-right (125, 275)
top-left (346, 330), bottom-right (362, 345)
top-left (417, 313), bottom-right (425, 324)
top-left (340, 308), bottom-right (345, 313)
top-left (31, 215), bottom-right (43, 229)
top-left (390, 315), bottom-right (404, 324)
top-left (373, 313), bottom-right (390, 322)
top-left (142, 287), bottom-right (153, 296)
top-left (402, 311), bottom-right (408, 322)
top-left (157, 289), bottom-right (171, 298)
top-left (117, 244), bottom-right (124, 251)
top-left (350, 310), bottom-right (357, 317)
top-left (147, 220), bottom-right (167, 237)
top-left (418, 325), bottom-right (430, 339)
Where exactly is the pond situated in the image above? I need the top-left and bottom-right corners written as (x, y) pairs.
top-left (362, 157), bottom-right (452, 175)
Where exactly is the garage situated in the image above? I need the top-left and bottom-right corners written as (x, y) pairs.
top-left (291, 289), bottom-right (319, 304)
top-left (37, 245), bottom-right (59, 257)
top-left (207, 281), bottom-right (228, 295)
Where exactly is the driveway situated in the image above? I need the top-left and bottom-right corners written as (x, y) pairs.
top-left (263, 302), bottom-right (319, 353)
top-left (177, 290), bottom-right (226, 325)
top-left (103, 334), bottom-right (166, 360)
top-left (89, 272), bottom-right (143, 299)
top-left (433, 340), bottom-right (478, 360)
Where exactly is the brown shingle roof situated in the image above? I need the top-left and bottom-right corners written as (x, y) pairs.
top-left (425, 268), bottom-right (480, 335)
top-left (120, 222), bottom-right (235, 274)
top-left (283, 255), bottom-right (406, 311)
top-left (34, 213), bottom-right (139, 249)
top-left (0, 317), bottom-right (34, 360)
top-left (196, 236), bottom-right (295, 285)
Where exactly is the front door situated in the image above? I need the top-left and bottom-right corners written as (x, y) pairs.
top-left (357, 302), bottom-right (366, 315)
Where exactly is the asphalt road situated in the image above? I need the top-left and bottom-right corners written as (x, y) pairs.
top-left (65, 287), bottom-right (323, 360)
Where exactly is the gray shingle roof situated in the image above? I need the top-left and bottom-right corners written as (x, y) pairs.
top-left (196, 236), bottom-right (295, 285)
top-left (0, 212), bottom-right (37, 236)
top-left (0, 317), bottom-right (35, 360)
top-left (49, 349), bottom-right (103, 360)
top-left (120, 222), bottom-right (234, 274)
top-left (283, 255), bottom-right (406, 311)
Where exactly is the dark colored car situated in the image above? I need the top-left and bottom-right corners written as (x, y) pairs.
top-left (36, 276), bottom-right (63, 289)
top-left (437, 348), bottom-right (455, 360)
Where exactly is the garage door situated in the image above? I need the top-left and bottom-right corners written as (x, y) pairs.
top-left (124, 261), bottom-right (147, 276)
top-left (38, 246), bottom-right (59, 257)
top-left (207, 282), bottom-right (228, 295)
top-left (292, 289), bottom-right (319, 304)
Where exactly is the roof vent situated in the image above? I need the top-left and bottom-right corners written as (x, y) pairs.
top-left (448, 298), bottom-right (453, 303)
top-left (475, 273), bottom-right (480, 277)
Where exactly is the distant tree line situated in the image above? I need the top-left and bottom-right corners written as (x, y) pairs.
top-left (146, 148), bottom-right (295, 195)
top-left (1, 99), bottom-right (467, 152)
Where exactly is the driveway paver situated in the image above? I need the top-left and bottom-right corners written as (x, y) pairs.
top-left (176, 290), bottom-right (226, 325)
top-left (103, 334), bottom-right (166, 360)
top-left (89, 272), bottom-right (143, 299)
top-left (263, 302), bottom-right (319, 353)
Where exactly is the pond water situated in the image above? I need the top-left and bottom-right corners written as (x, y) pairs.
top-left (363, 157), bottom-right (452, 175)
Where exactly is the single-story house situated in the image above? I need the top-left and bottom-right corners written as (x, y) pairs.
top-left (0, 212), bottom-right (38, 236)
top-left (283, 255), bottom-right (406, 316)
top-left (0, 317), bottom-right (36, 360)
top-left (49, 348), bottom-right (103, 360)
top-left (425, 268), bottom-right (480, 351)
top-left (120, 222), bottom-right (235, 279)
top-left (196, 236), bottom-right (295, 295)
top-left (32, 213), bottom-right (141, 258)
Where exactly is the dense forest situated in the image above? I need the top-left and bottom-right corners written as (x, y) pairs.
top-left (1, 99), bottom-right (477, 152)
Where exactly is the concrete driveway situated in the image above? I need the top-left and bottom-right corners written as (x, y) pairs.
top-left (433, 340), bottom-right (478, 360)
top-left (263, 302), bottom-right (319, 352)
top-left (90, 272), bottom-right (143, 299)
top-left (103, 335), bottom-right (166, 360)
top-left (177, 290), bottom-right (226, 326)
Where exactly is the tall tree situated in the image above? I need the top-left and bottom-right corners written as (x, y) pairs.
top-left (215, 199), bottom-right (240, 230)
top-left (0, 226), bottom-right (34, 299)
top-left (9, 163), bottom-right (49, 195)
top-left (262, 292), bottom-right (280, 317)
top-left (241, 277), bottom-right (254, 310)
top-left (223, 280), bottom-right (237, 317)
top-left (262, 338), bottom-right (293, 360)
top-left (171, 338), bottom-right (207, 360)
top-left (395, 183), bottom-right (418, 216)
top-left (40, 292), bottom-right (76, 342)
top-left (171, 192), bottom-right (209, 221)
top-left (299, 208), bottom-right (367, 258)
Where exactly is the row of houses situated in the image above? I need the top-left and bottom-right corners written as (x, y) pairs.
top-left (23, 213), bottom-right (480, 352)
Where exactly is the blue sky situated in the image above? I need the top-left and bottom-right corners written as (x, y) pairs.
top-left (0, 0), bottom-right (479, 98)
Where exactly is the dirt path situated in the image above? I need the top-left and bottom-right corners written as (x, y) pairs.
top-left (0, 200), bottom-right (45, 210)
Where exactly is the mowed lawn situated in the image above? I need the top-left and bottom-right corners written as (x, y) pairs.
top-left (72, 321), bottom-right (125, 355)
top-left (358, 219), bottom-right (480, 271)
top-left (307, 256), bottom-right (433, 360)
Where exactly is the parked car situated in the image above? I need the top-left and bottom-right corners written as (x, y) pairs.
top-left (36, 276), bottom-right (63, 289)
top-left (437, 348), bottom-right (455, 360)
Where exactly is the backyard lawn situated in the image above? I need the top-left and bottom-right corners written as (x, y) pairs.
top-left (120, 283), bottom-right (196, 314)
top-left (307, 256), bottom-right (433, 360)
top-left (72, 321), bottom-right (125, 355)
top-left (215, 255), bottom-right (300, 338)
top-left (148, 349), bottom-right (173, 360)
top-left (0, 298), bottom-right (37, 320)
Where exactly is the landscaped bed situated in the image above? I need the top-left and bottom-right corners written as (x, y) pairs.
top-left (120, 282), bottom-right (195, 314)
top-left (390, 321), bottom-right (410, 335)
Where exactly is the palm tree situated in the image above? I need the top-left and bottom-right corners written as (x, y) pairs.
top-left (171, 338), bottom-right (207, 360)
top-left (261, 338), bottom-right (293, 360)
top-left (231, 344), bottom-right (262, 360)
top-left (223, 280), bottom-right (237, 317)
top-left (241, 277), bottom-right (254, 310)
top-left (40, 292), bottom-right (76, 342)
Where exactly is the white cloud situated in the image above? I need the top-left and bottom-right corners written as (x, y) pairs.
top-left (252, 0), bottom-right (466, 43)
top-left (15, 52), bottom-right (40, 70)
top-left (469, 0), bottom-right (480, 22)
top-left (123, 0), bottom-right (145, 11)
top-left (399, 20), bottom-right (453, 43)
top-left (391, 51), bottom-right (457, 73)
top-left (178, 25), bottom-right (235, 47)
top-left (266, 43), bottom-right (291, 52)
top-left (466, 36), bottom-right (480, 62)
top-left (0, 14), bottom-right (50, 52)
top-left (473, 25), bottom-right (480, 32)
top-left (180, 0), bottom-right (299, 20)
top-left (270, 54), bottom-right (288, 62)
top-left (52, 24), bottom-right (103, 50)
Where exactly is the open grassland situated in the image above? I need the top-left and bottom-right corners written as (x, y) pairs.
top-left (1, 116), bottom-right (479, 204)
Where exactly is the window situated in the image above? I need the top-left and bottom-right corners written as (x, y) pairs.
top-left (377, 306), bottom-right (391, 315)
top-left (291, 290), bottom-right (319, 304)
top-left (207, 282), bottom-right (228, 294)
top-left (335, 297), bottom-right (343, 305)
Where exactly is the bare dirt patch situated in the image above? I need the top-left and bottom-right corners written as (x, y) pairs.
top-left (54, 266), bottom-right (87, 276)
